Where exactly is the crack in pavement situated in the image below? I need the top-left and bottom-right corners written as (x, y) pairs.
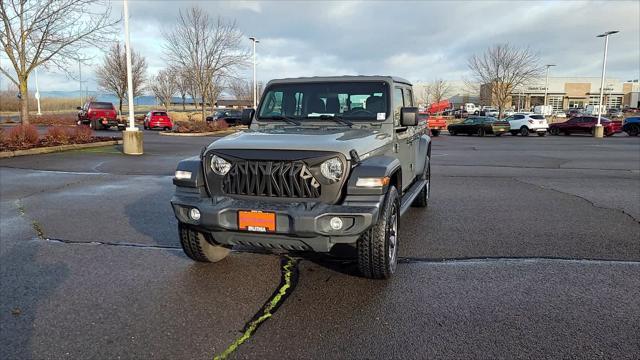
top-left (513, 177), bottom-right (640, 224)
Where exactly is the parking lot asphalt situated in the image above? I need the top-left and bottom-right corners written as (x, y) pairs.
top-left (1, 131), bottom-right (639, 359)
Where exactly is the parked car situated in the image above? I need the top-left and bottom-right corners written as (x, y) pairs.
top-left (553, 111), bottom-right (567, 118)
top-left (206, 109), bottom-right (243, 125)
top-left (622, 116), bottom-right (640, 136)
top-left (534, 105), bottom-right (553, 116)
top-left (453, 109), bottom-right (469, 119)
top-left (447, 116), bottom-right (510, 137)
top-left (505, 113), bottom-right (548, 136)
top-left (548, 116), bottom-right (621, 136)
top-left (607, 108), bottom-right (624, 119)
top-left (567, 108), bottom-right (583, 118)
top-left (76, 101), bottom-right (124, 130)
top-left (480, 107), bottom-right (499, 117)
top-left (143, 110), bottom-right (173, 130)
top-left (170, 75), bottom-right (432, 279)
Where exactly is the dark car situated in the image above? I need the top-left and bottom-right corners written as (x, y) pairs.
top-left (206, 109), bottom-right (243, 126)
top-left (548, 116), bottom-right (622, 136)
top-left (77, 101), bottom-right (124, 130)
top-left (448, 116), bottom-right (510, 136)
top-left (622, 116), bottom-right (640, 136)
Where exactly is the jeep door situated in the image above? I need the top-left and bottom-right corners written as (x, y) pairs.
top-left (393, 86), bottom-right (416, 191)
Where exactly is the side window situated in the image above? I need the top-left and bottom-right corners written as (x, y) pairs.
top-left (393, 87), bottom-right (404, 124)
top-left (403, 88), bottom-right (414, 107)
top-left (514, 115), bottom-right (525, 120)
top-left (504, 116), bottom-right (513, 122)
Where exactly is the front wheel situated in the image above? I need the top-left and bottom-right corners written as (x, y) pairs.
top-left (477, 127), bottom-right (485, 137)
top-left (550, 127), bottom-right (559, 136)
top-left (626, 124), bottom-right (639, 136)
top-left (178, 224), bottom-right (230, 263)
top-left (520, 126), bottom-right (530, 136)
top-left (357, 186), bottom-right (400, 279)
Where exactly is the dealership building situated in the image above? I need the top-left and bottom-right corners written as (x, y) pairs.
top-left (481, 77), bottom-right (640, 111)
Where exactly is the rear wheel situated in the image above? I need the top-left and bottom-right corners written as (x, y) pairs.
top-left (357, 186), bottom-right (399, 279)
top-left (520, 126), bottom-right (529, 136)
top-left (477, 127), bottom-right (485, 137)
top-left (431, 130), bottom-right (440, 137)
top-left (164, 126), bottom-right (171, 131)
top-left (179, 224), bottom-right (230, 263)
top-left (89, 120), bottom-right (102, 131)
top-left (626, 124), bottom-right (639, 136)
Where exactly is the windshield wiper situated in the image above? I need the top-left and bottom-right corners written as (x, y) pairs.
top-left (315, 114), bottom-right (353, 127)
top-left (259, 115), bottom-right (301, 126)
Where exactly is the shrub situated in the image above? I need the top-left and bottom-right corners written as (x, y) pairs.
top-left (211, 119), bottom-right (229, 130)
top-left (29, 113), bottom-right (78, 126)
top-left (70, 125), bottom-right (94, 142)
top-left (42, 126), bottom-right (71, 145)
top-left (6, 124), bottom-right (39, 147)
top-left (0, 128), bottom-right (6, 147)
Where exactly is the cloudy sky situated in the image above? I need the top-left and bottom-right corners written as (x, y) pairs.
top-left (3, 0), bottom-right (639, 93)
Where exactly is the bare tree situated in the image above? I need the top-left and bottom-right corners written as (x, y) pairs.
top-left (172, 66), bottom-right (191, 110)
top-left (426, 79), bottom-right (452, 104)
top-left (468, 43), bottom-right (542, 117)
top-left (163, 7), bottom-right (247, 120)
top-left (95, 42), bottom-right (148, 113)
top-left (150, 69), bottom-right (177, 110)
top-left (228, 78), bottom-right (252, 101)
top-left (0, 0), bottom-right (117, 124)
top-left (206, 75), bottom-right (224, 113)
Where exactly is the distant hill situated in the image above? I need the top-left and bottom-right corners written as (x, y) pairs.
top-left (38, 91), bottom-right (234, 106)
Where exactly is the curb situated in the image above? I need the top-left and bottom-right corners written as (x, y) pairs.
top-left (159, 129), bottom-right (240, 137)
top-left (0, 140), bottom-right (123, 158)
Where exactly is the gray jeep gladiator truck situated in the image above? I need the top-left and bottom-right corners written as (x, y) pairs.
top-left (171, 76), bottom-right (431, 278)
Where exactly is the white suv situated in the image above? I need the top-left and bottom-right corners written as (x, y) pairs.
top-left (505, 113), bottom-right (549, 136)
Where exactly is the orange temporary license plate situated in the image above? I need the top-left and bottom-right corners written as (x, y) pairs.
top-left (238, 211), bottom-right (276, 233)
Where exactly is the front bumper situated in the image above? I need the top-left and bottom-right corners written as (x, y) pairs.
top-left (171, 188), bottom-right (383, 252)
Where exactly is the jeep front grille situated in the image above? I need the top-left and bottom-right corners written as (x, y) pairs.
top-left (223, 160), bottom-right (321, 198)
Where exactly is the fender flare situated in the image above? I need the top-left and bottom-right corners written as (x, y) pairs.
top-left (173, 156), bottom-right (206, 188)
top-left (346, 156), bottom-right (402, 195)
top-left (415, 135), bottom-right (431, 176)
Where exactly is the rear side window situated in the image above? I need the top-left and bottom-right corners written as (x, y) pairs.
top-left (91, 102), bottom-right (114, 110)
top-left (530, 115), bottom-right (545, 120)
top-left (153, 112), bottom-right (168, 116)
top-left (514, 115), bottom-right (525, 120)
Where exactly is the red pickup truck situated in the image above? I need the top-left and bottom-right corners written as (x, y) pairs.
top-left (424, 100), bottom-right (451, 137)
top-left (77, 102), bottom-right (125, 131)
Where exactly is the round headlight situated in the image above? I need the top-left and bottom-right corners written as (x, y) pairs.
top-left (211, 155), bottom-right (231, 175)
top-left (320, 157), bottom-right (343, 181)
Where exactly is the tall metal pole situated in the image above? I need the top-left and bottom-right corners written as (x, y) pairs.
top-left (78, 59), bottom-right (83, 106)
top-left (543, 64), bottom-right (555, 108)
top-left (249, 37), bottom-right (259, 108)
top-left (596, 31), bottom-right (618, 128)
top-left (35, 67), bottom-right (42, 115)
top-left (124, 0), bottom-right (136, 131)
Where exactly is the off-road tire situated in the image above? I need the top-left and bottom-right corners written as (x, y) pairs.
top-left (520, 126), bottom-right (529, 136)
top-left (357, 186), bottom-right (400, 279)
top-left (412, 161), bottom-right (430, 208)
top-left (431, 130), bottom-right (440, 137)
top-left (178, 224), bottom-right (230, 263)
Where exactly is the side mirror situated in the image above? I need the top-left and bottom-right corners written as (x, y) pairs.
top-left (400, 107), bottom-right (419, 126)
top-left (76, 107), bottom-right (82, 110)
top-left (241, 108), bottom-right (255, 125)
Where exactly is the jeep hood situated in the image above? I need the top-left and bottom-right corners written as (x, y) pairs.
top-left (210, 127), bottom-right (390, 156)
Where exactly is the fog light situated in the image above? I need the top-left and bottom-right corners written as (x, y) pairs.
top-left (189, 208), bottom-right (201, 221)
top-left (329, 217), bottom-right (343, 230)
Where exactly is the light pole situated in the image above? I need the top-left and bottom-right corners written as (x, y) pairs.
top-left (122, 0), bottom-right (143, 154)
top-left (249, 36), bottom-right (259, 109)
top-left (543, 64), bottom-right (555, 109)
top-left (594, 30), bottom-right (619, 138)
top-left (34, 66), bottom-right (42, 115)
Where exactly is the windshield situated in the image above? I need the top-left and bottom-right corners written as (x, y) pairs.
top-left (92, 102), bottom-right (113, 110)
top-left (257, 81), bottom-right (389, 121)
